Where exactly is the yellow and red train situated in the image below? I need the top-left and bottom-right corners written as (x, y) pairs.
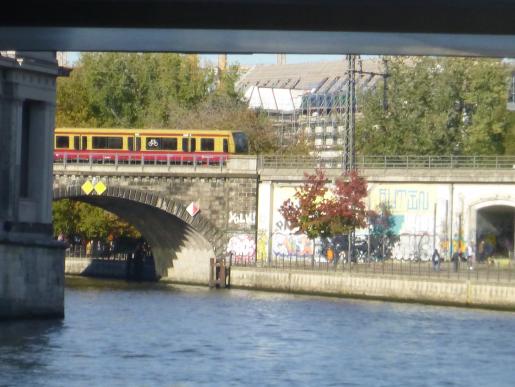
top-left (54, 128), bottom-right (249, 162)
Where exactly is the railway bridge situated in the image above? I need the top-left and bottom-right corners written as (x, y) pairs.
top-left (54, 154), bottom-right (515, 283)
top-left (53, 157), bottom-right (258, 283)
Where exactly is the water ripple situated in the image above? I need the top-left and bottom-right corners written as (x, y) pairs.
top-left (0, 277), bottom-right (514, 386)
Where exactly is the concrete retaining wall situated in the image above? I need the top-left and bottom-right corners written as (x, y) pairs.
top-left (230, 267), bottom-right (515, 310)
top-left (65, 257), bottom-right (156, 281)
top-left (0, 242), bottom-right (64, 318)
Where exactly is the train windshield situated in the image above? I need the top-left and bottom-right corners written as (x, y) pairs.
top-left (232, 132), bottom-right (249, 154)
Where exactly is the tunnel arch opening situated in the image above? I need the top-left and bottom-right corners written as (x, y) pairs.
top-left (469, 199), bottom-right (515, 261)
top-left (53, 185), bottom-right (223, 283)
top-left (475, 204), bottom-right (515, 260)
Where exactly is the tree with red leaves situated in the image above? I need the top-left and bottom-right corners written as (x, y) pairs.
top-left (279, 169), bottom-right (369, 240)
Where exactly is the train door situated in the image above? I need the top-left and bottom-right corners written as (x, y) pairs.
top-left (181, 136), bottom-right (196, 152)
top-left (81, 136), bottom-right (87, 150)
top-left (223, 138), bottom-right (228, 153)
top-left (74, 136), bottom-right (80, 150)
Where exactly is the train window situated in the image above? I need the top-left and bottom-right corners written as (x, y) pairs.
top-left (223, 139), bottom-right (228, 153)
top-left (92, 136), bottom-right (123, 149)
top-left (162, 138), bottom-right (177, 150)
top-left (146, 137), bottom-right (159, 149)
top-left (56, 136), bottom-right (69, 148)
top-left (74, 136), bottom-right (80, 150)
top-left (232, 132), bottom-right (249, 153)
top-left (182, 138), bottom-right (188, 152)
top-left (201, 138), bottom-right (215, 151)
top-left (128, 137), bottom-right (134, 151)
top-left (145, 137), bottom-right (177, 150)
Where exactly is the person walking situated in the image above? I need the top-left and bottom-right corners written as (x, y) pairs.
top-left (467, 242), bottom-right (475, 270)
top-left (432, 249), bottom-right (441, 271)
top-left (86, 240), bottom-right (92, 257)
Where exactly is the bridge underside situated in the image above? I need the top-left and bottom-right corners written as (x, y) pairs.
top-left (63, 196), bottom-right (214, 283)
top-left (2, 1), bottom-right (515, 56)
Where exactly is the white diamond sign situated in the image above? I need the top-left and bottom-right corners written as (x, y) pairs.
top-left (186, 202), bottom-right (200, 217)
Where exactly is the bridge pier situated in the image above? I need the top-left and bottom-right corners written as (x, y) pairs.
top-left (0, 52), bottom-right (64, 319)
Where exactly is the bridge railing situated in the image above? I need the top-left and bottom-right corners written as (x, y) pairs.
top-left (54, 153), bottom-right (515, 170)
top-left (54, 152), bottom-right (228, 169)
top-left (259, 154), bottom-right (515, 170)
top-left (64, 244), bottom-right (130, 261)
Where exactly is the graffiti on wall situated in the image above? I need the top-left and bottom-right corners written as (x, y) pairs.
top-left (370, 185), bottom-right (435, 215)
top-left (229, 211), bottom-right (256, 226)
top-left (392, 232), bottom-right (433, 261)
top-left (272, 233), bottom-right (314, 257)
top-left (226, 234), bottom-right (256, 263)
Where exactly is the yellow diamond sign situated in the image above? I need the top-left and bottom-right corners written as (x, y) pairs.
top-left (81, 180), bottom-right (94, 195)
top-left (94, 181), bottom-right (107, 195)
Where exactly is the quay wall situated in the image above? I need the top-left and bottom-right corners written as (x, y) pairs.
top-left (65, 257), bottom-right (156, 281)
top-left (230, 267), bottom-right (515, 310)
top-left (64, 258), bottom-right (515, 310)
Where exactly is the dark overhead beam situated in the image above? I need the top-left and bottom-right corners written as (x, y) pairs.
top-left (4, 1), bottom-right (515, 35)
top-left (2, 1), bottom-right (515, 56)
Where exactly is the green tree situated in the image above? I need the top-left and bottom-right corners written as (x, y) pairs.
top-left (52, 200), bottom-right (140, 241)
top-left (357, 57), bottom-right (513, 155)
top-left (368, 203), bottom-right (399, 259)
top-left (52, 199), bottom-right (81, 237)
top-left (56, 53), bottom-right (278, 152)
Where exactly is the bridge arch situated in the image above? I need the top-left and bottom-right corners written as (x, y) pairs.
top-left (53, 183), bottom-right (225, 282)
top-left (468, 199), bottom-right (515, 258)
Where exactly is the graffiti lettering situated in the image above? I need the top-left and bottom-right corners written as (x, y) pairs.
top-left (379, 188), bottom-right (430, 212)
top-left (227, 234), bottom-right (256, 263)
top-left (272, 233), bottom-right (313, 257)
top-left (229, 211), bottom-right (256, 226)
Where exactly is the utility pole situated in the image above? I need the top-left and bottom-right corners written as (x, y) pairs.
top-left (343, 54), bottom-right (356, 172)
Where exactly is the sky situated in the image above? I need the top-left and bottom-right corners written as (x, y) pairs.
top-left (66, 52), bottom-right (346, 66)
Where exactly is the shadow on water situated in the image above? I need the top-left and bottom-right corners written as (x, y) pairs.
top-left (65, 275), bottom-right (193, 293)
top-left (0, 319), bottom-right (64, 373)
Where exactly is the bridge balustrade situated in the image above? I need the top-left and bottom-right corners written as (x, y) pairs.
top-left (260, 154), bottom-right (515, 170)
top-left (54, 153), bottom-right (515, 170)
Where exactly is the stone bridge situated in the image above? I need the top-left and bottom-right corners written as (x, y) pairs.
top-left (54, 155), bottom-right (515, 283)
top-left (53, 159), bottom-right (258, 283)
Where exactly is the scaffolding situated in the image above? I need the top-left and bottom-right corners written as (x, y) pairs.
top-left (240, 58), bottom-right (386, 163)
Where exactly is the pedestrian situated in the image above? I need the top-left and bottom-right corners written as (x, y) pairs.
top-left (432, 249), bottom-right (441, 271)
top-left (478, 239), bottom-right (485, 262)
top-left (86, 240), bottom-right (92, 257)
top-left (451, 250), bottom-right (460, 272)
top-left (467, 242), bottom-right (475, 270)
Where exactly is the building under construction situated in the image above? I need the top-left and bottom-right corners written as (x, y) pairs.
top-left (237, 57), bottom-right (386, 162)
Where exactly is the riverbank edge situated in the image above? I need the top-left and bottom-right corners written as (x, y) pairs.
top-left (225, 267), bottom-right (515, 312)
top-left (64, 259), bottom-right (515, 312)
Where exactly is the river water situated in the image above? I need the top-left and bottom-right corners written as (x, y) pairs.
top-left (1, 278), bottom-right (514, 387)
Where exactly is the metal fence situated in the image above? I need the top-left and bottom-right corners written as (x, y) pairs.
top-left (260, 154), bottom-right (515, 170)
top-left (65, 245), bottom-right (130, 261)
top-left (54, 152), bottom-right (227, 169)
top-left (54, 153), bottom-right (515, 170)
top-left (230, 254), bottom-right (515, 283)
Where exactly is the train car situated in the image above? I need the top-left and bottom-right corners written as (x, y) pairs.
top-left (54, 128), bottom-right (249, 163)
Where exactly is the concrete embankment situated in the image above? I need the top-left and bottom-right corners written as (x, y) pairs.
top-left (65, 257), bottom-right (156, 281)
top-left (65, 258), bottom-right (515, 310)
top-left (230, 267), bottom-right (515, 310)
